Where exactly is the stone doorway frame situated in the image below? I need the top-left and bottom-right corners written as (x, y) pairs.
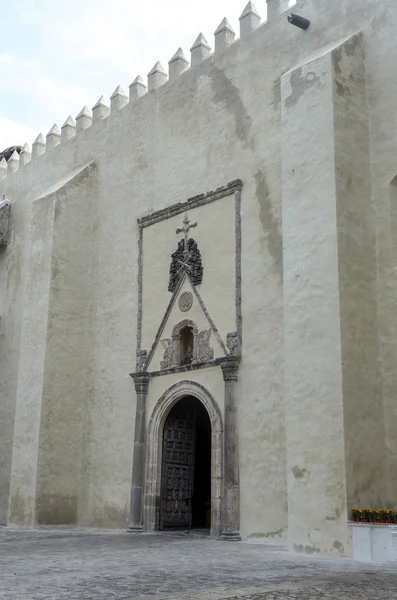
top-left (144, 380), bottom-right (223, 537)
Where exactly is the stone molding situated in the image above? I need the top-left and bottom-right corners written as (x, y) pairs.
top-left (144, 380), bottom-right (223, 537)
top-left (136, 179), bottom-right (243, 374)
top-left (171, 318), bottom-right (198, 337)
top-left (145, 271), bottom-right (191, 369)
top-left (137, 180), bottom-right (242, 229)
top-left (131, 372), bottom-right (150, 394)
top-left (234, 189), bottom-right (243, 347)
top-left (136, 357), bottom-right (223, 379)
top-left (130, 356), bottom-right (234, 379)
top-left (190, 280), bottom-right (228, 356)
top-left (221, 357), bottom-right (240, 381)
top-left (136, 227), bottom-right (144, 350)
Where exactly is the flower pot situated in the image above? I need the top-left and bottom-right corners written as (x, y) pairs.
top-left (350, 522), bottom-right (397, 562)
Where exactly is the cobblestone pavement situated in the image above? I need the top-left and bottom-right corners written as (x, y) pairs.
top-left (0, 528), bottom-right (396, 599)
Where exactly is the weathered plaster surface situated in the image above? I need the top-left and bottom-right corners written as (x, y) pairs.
top-left (8, 190), bottom-right (57, 526)
top-left (35, 163), bottom-right (97, 526)
top-left (332, 35), bottom-right (385, 513)
top-left (282, 47), bottom-right (348, 556)
top-left (0, 0), bottom-right (397, 557)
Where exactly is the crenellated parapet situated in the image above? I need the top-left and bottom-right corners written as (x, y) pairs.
top-left (0, 0), bottom-right (306, 183)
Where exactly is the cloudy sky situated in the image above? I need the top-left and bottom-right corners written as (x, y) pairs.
top-left (0, 0), bottom-right (295, 150)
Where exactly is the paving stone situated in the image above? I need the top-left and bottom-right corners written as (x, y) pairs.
top-left (0, 528), bottom-right (396, 599)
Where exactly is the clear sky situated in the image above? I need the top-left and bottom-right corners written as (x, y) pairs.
top-left (0, 1), bottom-right (292, 150)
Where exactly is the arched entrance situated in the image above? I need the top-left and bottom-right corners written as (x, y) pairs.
top-left (144, 381), bottom-right (223, 537)
top-left (160, 396), bottom-right (211, 530)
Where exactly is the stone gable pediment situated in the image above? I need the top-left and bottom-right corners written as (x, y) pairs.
top-left (143, 272), bottom-right (228, 374)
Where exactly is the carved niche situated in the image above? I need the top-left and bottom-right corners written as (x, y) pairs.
top-left (159, 321), bottom-right (214, 370)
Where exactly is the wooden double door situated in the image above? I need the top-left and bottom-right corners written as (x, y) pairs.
top-left (160, 397), bottom-right (211, 530)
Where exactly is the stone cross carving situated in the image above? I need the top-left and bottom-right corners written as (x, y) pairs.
top-left (176, 212), bottom-right (197, 254)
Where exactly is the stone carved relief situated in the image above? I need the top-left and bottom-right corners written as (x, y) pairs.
top-left (168, 238), bottom-right (203, 293)
top-left (0, 199), bottom-right (11, 248)
top-left (226, 331), bottom-right (240, 356)
top-left (159, 325), bottom-right (214, 371)
top-left (168, 212), bottom-right (203, 293)
top-left (136, 349), bottom-right (148, 372)
top-left (195, 329), bottom-right (214, 363)
top-left (160, 339), bottom-right (173, 369)
top-left (159, 320), bottom-right (217, 370)
top-left (178, 291), bottom-right (193, 313)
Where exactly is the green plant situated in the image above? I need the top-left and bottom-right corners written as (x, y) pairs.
top-left (351, 508), bottom-right (397, 523)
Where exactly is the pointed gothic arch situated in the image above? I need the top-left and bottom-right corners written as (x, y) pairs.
top-left (144, 380), bottom-right (223, 537)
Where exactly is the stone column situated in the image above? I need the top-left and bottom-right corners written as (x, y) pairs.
top-left (128, 372), bottom-right (150, 531)
top-left (220, 357), bottom-right (241, 541)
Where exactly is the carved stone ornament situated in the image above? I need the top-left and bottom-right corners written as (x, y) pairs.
top-left (226, 331), bottom-right (240, 357)
top-left (195, 329), bottom-right (214, 363)
top-left (168, 238), bottom-right (203, 293)
top-left (221, 356), bottom-right (240, 381)
top-left (0, 199), bottom-right (11, 248)
top-left (132, 372), bottom-right (150, 394)
top-left (168, 212), bottom-right (203, 293)
top-left (178, 291), bottom-right (193, 313)
top-left (136, 349), bottom-right (148, 372)
top-left (160, 339), bottom-right (173, 369)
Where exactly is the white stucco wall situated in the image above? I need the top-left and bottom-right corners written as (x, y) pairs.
top-left (0, 0), bottom-right (397, 556)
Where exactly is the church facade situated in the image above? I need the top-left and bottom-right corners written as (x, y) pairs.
top-left (1, 0), bottom-right (397, 557)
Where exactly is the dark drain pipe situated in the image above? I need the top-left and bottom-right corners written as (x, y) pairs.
top-left (287, 14), bottom-right (311, 30)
